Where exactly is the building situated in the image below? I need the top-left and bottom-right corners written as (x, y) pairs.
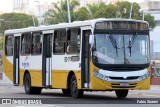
top-left (141, 0), bottom-right (160, 58)
top-left (13, 0), bottom-right (30, 13)
top-left (107, 0), bottom-right (128, 4)
top-left (141, 0), bottom-right (160, 23)
top-left (78, 0), bottom-right (107, 6)
top-left (140, 0), bottom-right (160, 85)
top-left (150, 40), bottom-right (154, 56)
top-left (78, 0), bottom-right (127, 6)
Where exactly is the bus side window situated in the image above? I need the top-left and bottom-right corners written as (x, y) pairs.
top-left (21, 33), bottom-right (32, 55)
top-left (53, 29), bottom-right (66, 54)
top-left (31, 33), bottom-right (42, 55)
top-left (66, 28), bottom-right (80, 53)
top-left (5, 35), bottom-right (13, 56)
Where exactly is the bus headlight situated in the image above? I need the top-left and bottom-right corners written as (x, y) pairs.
top-left (138, 72), bottom-right (150, 81)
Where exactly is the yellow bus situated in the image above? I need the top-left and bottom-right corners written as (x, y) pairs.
top-left (3, 18), bottom-right (150, 98)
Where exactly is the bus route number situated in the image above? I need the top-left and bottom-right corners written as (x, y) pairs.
top-left (64, 57), bottom-right (71, 62)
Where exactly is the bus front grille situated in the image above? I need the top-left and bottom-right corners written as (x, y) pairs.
top-left (111, 83), bottom-right (137, 88)
top-left (109, 76), bottom-right (139, 80)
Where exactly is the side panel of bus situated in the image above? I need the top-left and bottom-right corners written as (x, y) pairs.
top-left (51, 28), bottom-right (82, 89)
top-left (20, 32), bottom-right (43, 87)
top-left (3, 35), bottom-right (14, 82)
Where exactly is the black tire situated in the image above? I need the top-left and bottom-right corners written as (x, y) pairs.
top-left (24, 73), bottom-right (42, 94)
top-left (70, 75), bottom-right (83, 98)
top-left (62, 89), bottom-right (71, 95)
top-left (115, 90), bottom-right (128, 98)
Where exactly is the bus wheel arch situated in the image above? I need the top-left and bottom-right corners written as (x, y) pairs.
top-left (23, 70), bottom-right (42, 94)
top-left (61, 71), bottom-right (74, 95)
top-left (23, 71), bottom-right (32, 94)
top-left (69, 72), bottom-right (84, 98)
top-left (67, 71), bottom-right (74, 89)
top-left (23, 70), bottom-right (30, 85)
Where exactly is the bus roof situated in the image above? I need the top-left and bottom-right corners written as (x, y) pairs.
top-left (4, 18), bottom-right (149, 35)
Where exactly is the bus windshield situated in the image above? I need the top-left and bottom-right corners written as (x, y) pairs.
top-left (93, 34), bottom-right (149, 64)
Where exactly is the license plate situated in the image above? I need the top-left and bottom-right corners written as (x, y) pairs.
top-left (120, 83), bottom-right (129, 87)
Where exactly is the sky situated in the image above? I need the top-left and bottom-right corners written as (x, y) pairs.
top-left (0, 0), bottom-right (12, 13)
top-left (0, 0), bottom-right (56, 13)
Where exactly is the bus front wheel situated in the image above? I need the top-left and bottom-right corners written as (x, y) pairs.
top-left (115, 90), bottom-right (128, 98)
top-left (70, 75), bottom-right (83, 98)
top-left (24, 73), bottom-right (42, 94)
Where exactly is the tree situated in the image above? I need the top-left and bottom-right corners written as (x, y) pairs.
top-left (75, 2), bottom-right (107, 20)
top-left (45, 1), bottom-right (155, 29)
top-left (76, 1), bottom-right (155, 29)
top-left (44, 0), bottom-right (79, 24)
top-left (115, 1), bottom-right (155, 29)
top-left (144, 14), bottom-right (156, 29)
top-left (74, 7), bottom-right (90, 21)
top-left (0, 13), bottom-right (38, 34)
top-left (0, 36), bottom-right (3, 51)
top-left (104, 4), bottom-right (118, 18)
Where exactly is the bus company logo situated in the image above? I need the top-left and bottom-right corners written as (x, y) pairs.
top-left (25, 56), bottom-right (28, 61)
top-left (22, 56), bottom-right (30, 68)
top-left (2, 99), bottom-right (11, 104)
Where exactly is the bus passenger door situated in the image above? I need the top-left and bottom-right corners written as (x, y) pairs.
top-left (81, 27), bottom-right (91, 88)
top-left (13, 35), bottom-right (20, 86)
top-left (42, 31), bottom-right (53, 87)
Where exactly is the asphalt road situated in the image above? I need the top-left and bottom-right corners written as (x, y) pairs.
top-left (0, 74), bottom-right (160, 107)
top-left (0, 84), bottom-right (160, 106)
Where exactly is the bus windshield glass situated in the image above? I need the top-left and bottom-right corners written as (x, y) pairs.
top-left (93, 34), bottom-right (149, 64)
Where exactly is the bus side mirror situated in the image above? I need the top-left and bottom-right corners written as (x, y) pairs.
top-left (89, 34), bottom-right (94, 48)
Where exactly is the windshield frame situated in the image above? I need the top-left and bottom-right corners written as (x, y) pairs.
top-left (92, 30), bottom-right (150, 71)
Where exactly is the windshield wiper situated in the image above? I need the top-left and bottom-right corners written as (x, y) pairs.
top-left (124, 57), bottom-right (130, 64)
top-left (109, 35), bottom-right (118, 57)
top-left (128, 38), bottom-right (132, 56)
top-left (128, 35), bottom-right (137, 56)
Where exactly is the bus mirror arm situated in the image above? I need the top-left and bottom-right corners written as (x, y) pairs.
top-left (89, 34), bottom-right (94, 49)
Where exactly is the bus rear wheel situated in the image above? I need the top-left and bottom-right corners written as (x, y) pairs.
top-left (24, 73), bottom-right (42, 94)
top-left (115, 90), bottom-right (128, 98)
top-left (70, 75), bottom-right (83, 98)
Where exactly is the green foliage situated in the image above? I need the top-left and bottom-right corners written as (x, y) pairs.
top-left (75, 7), bottom-right (90, 21)
top-left (104, 4), bottom-right (118, 18)
top-left (115, 1), bottom-right (132, 18)
top-left (0, 13), bottom-right (38, 34)
top-left (41, 1), bottom-right (156, 29)
top-left (144, 14), bottom-right (156, 29)
top-left (0, 36), bottom-right (4, 51)
top-left (44, 0), bottom-right (79, 24)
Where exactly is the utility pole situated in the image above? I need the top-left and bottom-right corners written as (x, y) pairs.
top-left (34, 1), bottom-right (41, 25)
top-left (129, 0), bottom-right (133, 19)
top-left (32, 14), bottom-right (36, 26)
top-left (139, 8), bottom-right (145, 21)
top-left (66, 0), bottom-right (71, 23)
top-left (142, 10), bottom-right (144, 21)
